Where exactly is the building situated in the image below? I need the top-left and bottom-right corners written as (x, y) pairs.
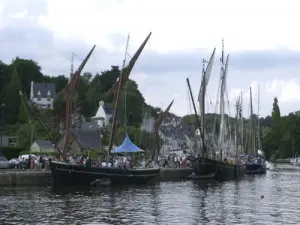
top-left (30, 140), bottom-right (56, 153)
top-left (92, 101), bottom-right (114, 127)
top-left (0, 135), bottom-right (18, 147)
top-left (140, 115), bottom-right (155, 133)
top-left (30, 81), bottom-right (56, 109)
top-left (57, 121), bottom-right (101, 154)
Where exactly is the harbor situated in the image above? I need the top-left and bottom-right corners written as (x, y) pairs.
top-left (0, 167), bottom-right (193, 186)
top-left (0, 163), bottom-right (298, 225)
top-left (0, 170), bottom-right (51, 186)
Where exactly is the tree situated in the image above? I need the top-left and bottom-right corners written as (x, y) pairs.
top-left (12, 58), bottom-right (44, 97)
top-left (271, 97), bottom-right (281, 123)
top-left (1, 67), bottom-right (22, 124)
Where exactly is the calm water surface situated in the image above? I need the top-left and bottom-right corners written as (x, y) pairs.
top-left (0, 164), bottom-right (300, 225)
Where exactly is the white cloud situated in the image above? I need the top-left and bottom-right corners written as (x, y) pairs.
top-left (1, 0), bottom-right (300, 118)
top-left (266, 79), bottom-right (300, 103)
top-left (41, 0), bottom-right (300, 52)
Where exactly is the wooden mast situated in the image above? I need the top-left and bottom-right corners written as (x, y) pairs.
top-left (112, 32), bottom-right (152, 93)
top-left (64, 45), bottom-right (96, 159)
top-left (249, 86), bottom-right (254, 156)
top-left (19, 91), bottom-right (63, 155)
top-left (151, 99), bottom-right (174, 161)
top-left (108, 33), bottom-right (152, 155)
top-left (198, 48), bottom-right (216, 157)
top-left (186, 78), bottom-right (205, 151)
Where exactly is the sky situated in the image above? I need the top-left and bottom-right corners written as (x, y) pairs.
top-left (1, 0), bottom-right (300, 118)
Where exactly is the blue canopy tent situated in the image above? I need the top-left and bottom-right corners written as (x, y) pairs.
top-left (112, 134), bottom-right (144, 153)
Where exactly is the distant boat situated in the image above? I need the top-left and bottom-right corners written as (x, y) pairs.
top-left (188, 43), bottom-right (245, 181)
top-left (245, 85), bottom-right (266, 175)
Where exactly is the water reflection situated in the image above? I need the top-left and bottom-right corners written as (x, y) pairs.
top-left (1, 165), bottom-right (300, 224)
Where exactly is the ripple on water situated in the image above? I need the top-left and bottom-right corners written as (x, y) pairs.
top-left (0, 164), bottom-right (300, 225)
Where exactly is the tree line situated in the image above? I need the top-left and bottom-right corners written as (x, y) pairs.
top-left (0, 58), bottom-right (161, 150)
top-left (0, 57), bottom-right (299, 159)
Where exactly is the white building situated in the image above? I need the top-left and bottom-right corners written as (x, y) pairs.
top-left (140, 116), bottom-right (155, 133)
top-left (30, 81), bottom-right (56, 109)
top-left (30, 140), bottom-right (56, 153)
top-left (92, 101), bottom-right (114, 127)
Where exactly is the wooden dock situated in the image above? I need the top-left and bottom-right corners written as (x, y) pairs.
top-left (0, 170), bottom-right (52, 186)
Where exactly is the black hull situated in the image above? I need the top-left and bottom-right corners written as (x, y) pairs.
top-left (245, 162), bottom-right (266, 174)
top-left (192, 158), bottom-right (246, 181)
top-left (50, 161), bottom-right (160, 186)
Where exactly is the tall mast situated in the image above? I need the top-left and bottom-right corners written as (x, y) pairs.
top-left (197, 48), bottom-right (216, 157)
top-left (219, 39), bottom-right (227, 156)
top-left (240, 91), bottom-right (244, 154)
top-left (257, 84), bottom-right (262, 151)
top-left (107, 33), bottom-right (151, 155)
top-left (200, 59), bottom-right (206, 156)
top-left (234, 97), bottom-right (240, 160)
top-left (108, 34), bottom-right (130, 156)
top-left (249, 86), bottom-right (254, 155)
top-left (64, 45), bottom-right (96, 159)
top-left (186, 78), bottom-right (205, 152)
top-left (70, 53), bottom-right (74, 79)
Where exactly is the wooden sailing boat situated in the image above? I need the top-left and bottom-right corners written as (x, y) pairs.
top-left (50, 33), bottom-right (161, 187)
top-left (190, 41), bottom-right (246, 180)
top-left (245, 85), bottom-right (267, 174)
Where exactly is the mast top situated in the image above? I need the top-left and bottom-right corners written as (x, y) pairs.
top-left (221, 38), bottom-right (224, 65)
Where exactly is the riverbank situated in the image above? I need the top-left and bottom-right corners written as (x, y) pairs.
top-left (0, 170), bottom-right (52, 186)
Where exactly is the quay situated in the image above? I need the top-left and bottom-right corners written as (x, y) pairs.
top-left (0, 168), bottom-right (194, 186)
top-left (0, 170), bottom-right (52, 186)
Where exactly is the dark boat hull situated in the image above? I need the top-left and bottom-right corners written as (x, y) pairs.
top-left (192, 157), bottom-right (246, 181)
top-left (245, 162), bottom-right (266, 174)
top-left (50, 161), bottom-right (161, 186)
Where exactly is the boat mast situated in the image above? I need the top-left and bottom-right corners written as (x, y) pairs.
top-left (151, 100), bottom-right (174, 161)
top-left (19, 91), bottom-right (63, 155)
top-left (200, 60), bottom-right (206, 157)
top-left (64, 45), bottom-right (96, 159)
top-left (249, 86), bottom-right (254, 156)
top-left (257, 84), bottom-right (262, 152)
top-left (240, 91), bottom-right (244, 155)
top-left (219, 39), bottom-right (228, 160)
top-left (197, 48), bottom-right (216, 157)
top-left (108, 34), bottom-right (130, 156)
top-left (186, 78), bottom-right (206, 152)
top-left (234, 97), bottom-right (240, 160)
top-left (108, 33), bottom-right (151, 155)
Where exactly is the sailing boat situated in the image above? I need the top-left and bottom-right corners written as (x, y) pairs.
top-left (50, 33), bottom-right (160, 186)
top-left (245, 85), bottom-right (266, 174)
top-left (190, 41), bottom-right (246, 180)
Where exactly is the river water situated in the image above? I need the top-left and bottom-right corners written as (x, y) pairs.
top-left (0, 164), bottom-right (299, 225)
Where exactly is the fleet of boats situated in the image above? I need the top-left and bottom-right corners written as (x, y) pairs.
top-left (20, 33), bottom-right (273, 188)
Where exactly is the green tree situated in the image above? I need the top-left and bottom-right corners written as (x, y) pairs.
top-left (1, 67), bottom-right (22, 124)
top-left (12, 58), bottom-right (44, 97)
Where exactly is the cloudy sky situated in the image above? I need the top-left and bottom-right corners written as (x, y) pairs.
top-left (1, 0), bottom-right (300, 117)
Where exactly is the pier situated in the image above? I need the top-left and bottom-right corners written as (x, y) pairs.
top-left (0, 170), bottom-right (52, 186)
